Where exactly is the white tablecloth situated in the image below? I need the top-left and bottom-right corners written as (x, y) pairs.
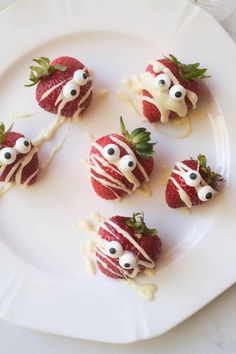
top-left (0, 1), bottom-right (235, 353)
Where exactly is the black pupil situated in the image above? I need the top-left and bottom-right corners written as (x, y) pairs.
top-left (24, 140), bottom-right (29, 147)
top-left (206, 192), bottom-right (212, 200)
top-left (70, 89), bottom-right (77, 96)
top-left (190, 173), bottom-right (197, 180)
top-left (109, 248), bottom-right (116, 255)
top-left (159, 79), bottom-right (165, 85)
top-left (107, 148), bottom-right (115, 155)
top-left (4, 152), bottom-right (11, 159)
top-left (128, 161), bottom-right (134, 167)
top-left (83, 73), bottom-right (87, 79)
top-left (175, 91), bottom-right (182, 98)
top-left (124, 263), bottom-right (130, 268)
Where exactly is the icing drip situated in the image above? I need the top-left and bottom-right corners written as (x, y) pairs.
top-left (125, 278), bottom-right (157, 301)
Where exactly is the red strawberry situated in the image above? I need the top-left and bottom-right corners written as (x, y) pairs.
top-left (165, 155), bottom-right (222, 209)
top-left (143, 54), bottom-right (209, 123)
top-left (89, 117), bottom-right (155, 200)
top-left (0, 123), bottom-right (39, 185)
top-left (25, 56), bottom-right (93, 118)
top-left (96, 212), bottom-right (162, 279)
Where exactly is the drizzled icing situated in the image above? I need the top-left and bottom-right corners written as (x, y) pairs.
top-left (169, 161), bottom-right (217, 208)
top-left (0, 147), bottom-right (38, 185)
top-left (90, 135), bottom-right (149, 198)
top-left (120, 60), bottom-right (198, 124)
top-left (96, 219), bottom-right (155, 279)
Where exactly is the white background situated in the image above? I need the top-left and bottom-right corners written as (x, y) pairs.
top-left (0, 0), bottom-right (235, 353)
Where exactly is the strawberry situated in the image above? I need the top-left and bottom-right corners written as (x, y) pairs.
top-left (165, 155), bottom-right (222, 208)
top-left (25, 56), bottom-right (93, 118)
top-left (96, 212), bottom-right (162, 279)
top-left (0, 122), bottom-right (39, 185)
top-left (89, 117), bottom-right (155, 200)
top-left (142, 54), bottom-right (209, 123)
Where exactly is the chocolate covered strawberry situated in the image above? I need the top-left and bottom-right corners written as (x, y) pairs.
top-left (0, 123), bottom-right (39, 185)
top-left (165, 155), bottom-right (222, 208)
top-left (25, 56), bottom-right (93, 118)
top-left (96, 212), bottom-right (162, 279)
top-left (143, 55), bottom-right (209, 123)
top-left (89, 117), bottom-right (155, 200)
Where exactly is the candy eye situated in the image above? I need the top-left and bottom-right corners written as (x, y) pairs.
top-left (119, 155), bottom-right (137, 172)
top-left (0, 147), bottom-right (17, 165)
top-left (169, 84), bottom-right (186, 101)
top-left (103, 144), bottom-right (120, 162)
top-left (184, 170), bottom-right (201, 187)
top-left (154, 73), bottom-right (171, 91)
top-left (198, 185), bottom-right (216, 202)
top-left (105, 241), bottom-right (123, 259)
top-left (73, 69), bottom-right (88, 86)
top-left (119, 251), bottom-right (137, 270)
top-left (14, 137), bottom-right (31, 154)
top-left (62, 82), bottom-right (80, 99)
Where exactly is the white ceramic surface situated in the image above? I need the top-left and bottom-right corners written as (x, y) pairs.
top-left (0, 0), bottom-right (236, 344)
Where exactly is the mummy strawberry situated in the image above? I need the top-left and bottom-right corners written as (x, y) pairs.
top-left (165, 155), bottom-right (222, 208)
top-left (89, 117), bottom-right (155, 200)
top-left (0, 122), bottom-right (39, 185)
top-left (25, 56), bottom-right (93, 119)
top-left (96, 212), bottom-right (162, 279)
top-left (121, 54), bottom-right (209, 124)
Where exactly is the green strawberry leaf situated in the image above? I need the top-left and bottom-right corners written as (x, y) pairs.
top-left (197, 154), bottom-right (223, 190)
top-left (125, 212), bottom-right (157, 238)
top-left (0, 121), bottom-right (13, 144)
top-left (168, 54), bottom-right (210, 81)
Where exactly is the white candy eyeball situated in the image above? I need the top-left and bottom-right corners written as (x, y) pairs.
top-left (184, 170), bottom-right (201, 187)
top-left (105, 241), bottom-right (123, 259)
top-left (154, 73), bottom-right (171, 91)
top-left (103, 144), bottom-right (120, 162)
top-left (73, 69), bottom-right (88, 86)
top-left (119, 251), bottom-right (137, 270)
top-left (198, 185), bottom-right (216, 202)
top-left (14, 137), bottom-right (31, 154)
top-left (119, 155), bottom-right (137, 172)
top-left (0, 147), bottom-right (17, 165)
top-left (62, 82), bottom-right (80, 100)
top-left (169, 84), bottom-right (186, 101)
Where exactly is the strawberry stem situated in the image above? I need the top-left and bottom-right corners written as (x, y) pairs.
top-left (125, 212), bottom-right (157, 238)
top-left (25, 57), bottom-right (67, 87)
top-left (120, 117), bottom-right (155, 158)
top-left (0, 122), bottom-right (13, 144)
top-left (167, 54), bottom-right (210, 81)
top-left (198, 154), bottom-right (223, 190)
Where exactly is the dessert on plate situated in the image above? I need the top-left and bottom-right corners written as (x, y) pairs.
top-left (96, 212), bottom-right (162, 279)
top-left (89, 117), bottom-right (155, 200)
top-left (25, 56), bottom-right (93, 119)
top-left (0, 122), bottom-right (39, 185)
top-left (120, 54), bottom-right (209, 124)
top-left (165, 154), bottom-right (223, 208)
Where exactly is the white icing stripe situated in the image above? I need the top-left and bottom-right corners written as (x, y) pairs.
top-left (90, 172), bottom-right (121, 198)
top-left (39, 80), bottom-right (68, 102)
top-left (0, 147), bottom-right (38, 185)
top-left (102, 220), bottom-right (154, 267)
top-left (169, 176), bottom-right (192, 208)
top-left (96, 253), bottom-right (124, 278)
top-left (24, 168), bottom-right (39, 185)
top-left (90, 154), bottom-right (123, 176)
top-left (72, 85), bottom-right (92, 119)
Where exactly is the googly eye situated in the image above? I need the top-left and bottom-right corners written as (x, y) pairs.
top-left (119, 251), bottom-right (137, 270)
top-left (105, 241), bottom-right (123, 259)
top-left (184, 170), bottom-right (202, 187)
top-left (154, 73), bottom-right (171, 91)
top-left (0, 147), bottom-right (17, 165)
top-left (62, 82), bottom-right (80, 100)
top-left (73, 69), bottom-right (88, 86)
top-left (103, 144), bottom-right (120, 162)
top-left (169, 84), bottom-right (186, 101)
top-left (14, 137), bottom-right (31, 154)
top-left (119, 155), bottom-right (137, 172)
top-left (198, 185), bottom-right (216, 202)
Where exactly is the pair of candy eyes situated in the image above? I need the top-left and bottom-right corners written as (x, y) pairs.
top-left (105, 241), bottom-right (137, 270)
top-left (0, 138), bottom-right (31, 165)
top-left (62, 69), bottom-right (89, 100)
top-left (155, 73), bottom-right (186, 101)
top-left (183, 170), bottom-right (216, 202)
top-left (103, 144), bottom-right (137, 172)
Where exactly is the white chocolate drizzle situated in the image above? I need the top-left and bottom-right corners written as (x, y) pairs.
top-left (125, 278), bottom-right (157, 301)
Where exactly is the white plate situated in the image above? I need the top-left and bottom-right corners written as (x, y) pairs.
top-left (0, 0), bottom-right (236, 344)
